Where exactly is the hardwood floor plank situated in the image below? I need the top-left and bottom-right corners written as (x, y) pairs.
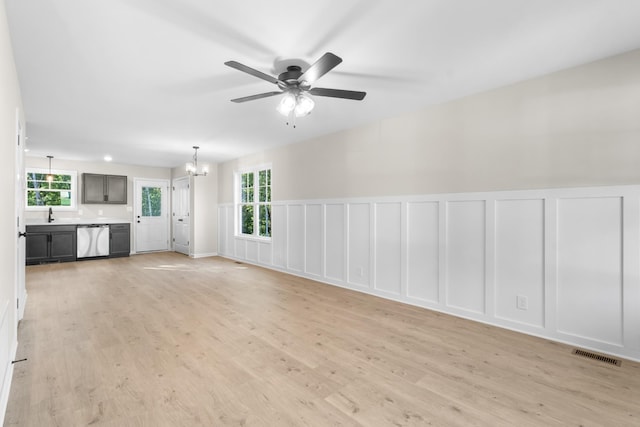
top-left (5, 253), bottom-right (640, 426)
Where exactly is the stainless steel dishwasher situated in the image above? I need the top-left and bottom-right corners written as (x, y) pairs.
top-left (77, 224), bottom-right (110, 258)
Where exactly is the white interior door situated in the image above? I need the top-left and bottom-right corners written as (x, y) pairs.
top-left (134, 178), bottom-right (169, 252)
top-left (172, 177), bottom-right (190, 255)
top-left (15, 111), bottom-right (26, 320)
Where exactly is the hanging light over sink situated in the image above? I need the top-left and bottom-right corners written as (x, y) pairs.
top-left (46, 155), bottom-right (54, 186)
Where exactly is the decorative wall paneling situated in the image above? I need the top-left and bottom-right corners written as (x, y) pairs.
top-left (219, 186), bottom-right (640, 362)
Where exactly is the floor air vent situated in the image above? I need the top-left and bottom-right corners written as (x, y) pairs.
top-left (572, 349), bottom-right (621, 366)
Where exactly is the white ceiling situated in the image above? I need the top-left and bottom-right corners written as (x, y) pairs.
top-left (6, 0), bottom-right (640, 168)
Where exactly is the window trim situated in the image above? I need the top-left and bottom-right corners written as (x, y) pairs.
top-left (235, 164), bottom-right (272, 240)
top-left (25, 167), bottom-right (78, 211)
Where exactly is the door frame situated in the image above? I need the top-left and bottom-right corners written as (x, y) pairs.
top-left (171, 176), bottom-right (190, 256)
top-left (14, 109), bottom-right (26, 321)
top-left (132, 177), bottom-right (170, 254)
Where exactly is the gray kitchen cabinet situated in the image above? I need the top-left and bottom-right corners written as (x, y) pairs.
top-left (26, 225), bottom-right (77, 265)
top-left (82, 173), bottom-right (127, 204)
top-left (109, 223), bottom-right (130, 257)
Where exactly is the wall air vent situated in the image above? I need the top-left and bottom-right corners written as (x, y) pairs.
top-left (572, 349), bottom-right (621, 366)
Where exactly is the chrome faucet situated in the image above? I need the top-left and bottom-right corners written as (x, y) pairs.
top-left (48, 207), bottom-right (54, 223)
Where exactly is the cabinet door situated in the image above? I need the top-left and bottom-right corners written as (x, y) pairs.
top-left (106, 175), bottom-right (127, 204)
top-left (50, 231), bottom-right (76, 261)
top-left (109, 224), bottom-right (130, 257)
top-left (25, 232), bottom-right (49, 264)
top-left (83, 173), bottom-right (106, 203)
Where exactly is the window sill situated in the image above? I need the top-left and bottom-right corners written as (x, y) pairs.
top-left (26, 206), bottom-right (78, 212)
top-left (234, 234), bottom-right (272, 243)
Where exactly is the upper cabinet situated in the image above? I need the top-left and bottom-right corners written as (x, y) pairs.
top-left (82, 173), bottom-right (127, 204)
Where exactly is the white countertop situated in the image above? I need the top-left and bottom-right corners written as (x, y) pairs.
top-left (26, 218), bottom-right (131, 226)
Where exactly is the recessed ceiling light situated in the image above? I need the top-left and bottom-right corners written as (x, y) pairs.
top-left (104, 155), bottom-right (112, 162)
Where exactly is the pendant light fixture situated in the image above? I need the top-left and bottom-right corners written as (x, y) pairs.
top-left (186, 146), bottom-right (208, 177)
top-left (46, 155), bottom-right (54, 186)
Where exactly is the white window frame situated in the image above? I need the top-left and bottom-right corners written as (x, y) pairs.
top-left (235, 164), bottom-right (272, 240)
top-left (25, 167), bottom-right (78, 211)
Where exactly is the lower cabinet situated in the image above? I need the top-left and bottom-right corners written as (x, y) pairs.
top-left (26, 225), bottom-right (77, 265)
top-left (26, 222), bottom-right (131, 265)
top-left (109, 223), bottom-right (130, 257)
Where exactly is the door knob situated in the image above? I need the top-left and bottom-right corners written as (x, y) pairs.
top-left (18, 231), bottom-right (27, 238)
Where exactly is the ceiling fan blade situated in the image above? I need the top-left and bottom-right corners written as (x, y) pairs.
top-left (225, 61), bottom-right (279, 85)
top-left (230, 91), bottom-right (282, 103)
top-left (309, 87), bottom-right (366, 100)
top-left (299, 52), bottom-right (342, 85)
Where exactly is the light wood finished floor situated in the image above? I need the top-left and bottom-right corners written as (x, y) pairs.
top-left (5, 252), bottom-right (640, 426)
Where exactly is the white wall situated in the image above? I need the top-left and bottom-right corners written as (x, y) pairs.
top-left (0, 1), bottom-right (23, 423)
top-left (25, 157), bottom-right (171, 223)
top-left (218, 49), bottom-right (640, 203)
top-left (219, 186), bottom-right (640, 362)
top-left (217, 49), bottom-right (640, 362)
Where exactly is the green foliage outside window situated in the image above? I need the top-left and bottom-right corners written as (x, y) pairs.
top-left (259, 204), bottom-right (271, 237)
top-left (242, 172), bottom-right (254, 203)
top-left (26, 172), bottom-right (72, 207)
top-left (241, 205), bottom-right (254, 234)
top-left (239, 169), bottom-right (271, 238)
top-left (258, 169), bottom-right (271, 237)
top-left (141, 186), bottom-right (162, 216)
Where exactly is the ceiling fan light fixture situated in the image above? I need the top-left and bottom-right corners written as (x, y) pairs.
top-left (294, 94), bottom-right (314, 117)
top-left (277, 92), bottom-right (297, 116)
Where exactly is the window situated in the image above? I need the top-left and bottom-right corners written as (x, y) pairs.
top-left (26, 168), bottom-right (77, 210)
top-left (237, 167), bottom-right (271, 238)
top-left (141, 186), bottom-right (162, 217)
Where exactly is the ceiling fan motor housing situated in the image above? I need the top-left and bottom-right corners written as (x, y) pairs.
top-left (277, 65), bottom-right (307, 91)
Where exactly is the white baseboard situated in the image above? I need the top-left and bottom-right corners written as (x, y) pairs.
top-left (191, 252), bottom-right (218, 259)
top-left (18, 292), bottom-right (26, 321)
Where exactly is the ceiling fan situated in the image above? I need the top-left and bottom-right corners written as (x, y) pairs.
top-left (224, 52), bottom-right (366, 119)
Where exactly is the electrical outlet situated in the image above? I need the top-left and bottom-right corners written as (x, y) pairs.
top-left (516, 295), bottom-right (528, 310)
top-left (357, 266), bottom-right (364, 276)
top-left (98, 209), bottom-right (103, 216)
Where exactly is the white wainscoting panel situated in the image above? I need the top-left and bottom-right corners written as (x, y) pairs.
top-left (234, 237), bottom-right (246, 260)
top-left (348, 203), bottom-right (371, 288)
top-left (494, 199), bottom-right (545, 327)
top-left (305, 204), bottom-right (323, 277)
top-left (446, 200), bottom-right (486, 314)
top-left (246, 240), bottom-right (258, 263)
top-left (325, 204), bottom-right (345, 282)
top-left (374, 203), bottom-right (402, 295)
top-left (557, 197), bottom-right (623, 346)
top-left (258, 241), bottom-right (272, 265)
top-left (219, 185), bottom-right (640, 362)
top-left (272, 204), bottom-right (287, 268)
top-left (406, 201), bottom-right (440, 303)
top-left (287, 204), bottom-right (305, 272)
